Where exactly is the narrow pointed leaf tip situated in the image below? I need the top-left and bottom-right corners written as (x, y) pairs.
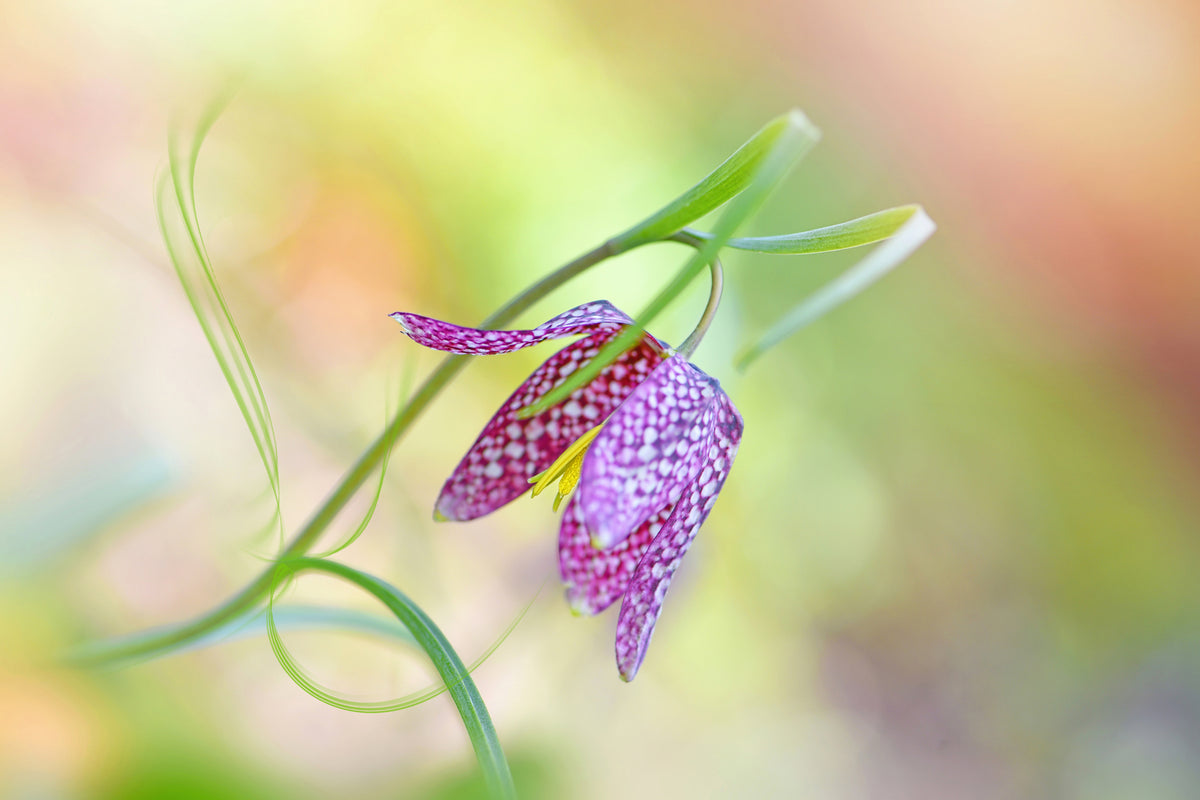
top-left (687, 205), bottom-right (922, 255)
top-left (613, 109), bottom-right (822, 251)
top-left (737, 205), bottom-right (936, 370)
top-left (783, 109), bottom-right (821, 146)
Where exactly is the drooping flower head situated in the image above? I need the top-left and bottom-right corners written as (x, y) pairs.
top-left (390, 301), bottom-right (743, 680)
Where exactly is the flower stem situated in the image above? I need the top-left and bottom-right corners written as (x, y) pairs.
top-left (670, 231), bottom-right (724, 359)
top-left (68, 236), bottom-right (630, 667)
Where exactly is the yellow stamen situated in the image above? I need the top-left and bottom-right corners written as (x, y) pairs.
top-left (529, 423), bottom-right (605, 511)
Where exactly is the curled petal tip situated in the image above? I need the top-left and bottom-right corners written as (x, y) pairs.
top-left (388, 312), bottom-right (412, 335)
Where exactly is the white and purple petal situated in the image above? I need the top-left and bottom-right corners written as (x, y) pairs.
top-left (578, 356), bottom-right (721, 549)
top-left (434, 334), bottom-right (665, 520)
top-left (389, 300), bottom-right (635, 356)
top-left (614, 391), bottom-right (743, 681)
top-left (558, 494), bottom-right (672, 616)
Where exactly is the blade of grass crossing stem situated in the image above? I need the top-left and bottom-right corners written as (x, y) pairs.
top-left (269, 558), bottom-right (516, 799)
top-left (521, 110), bottom-right (821, 417)
top-left (684, 205), bottom-right (922, 254)
top-left (311, 362), bottom-right (415, 559)
top-left (737, 206), bottom-right (936, 369)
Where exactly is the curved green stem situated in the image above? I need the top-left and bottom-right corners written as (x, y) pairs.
top-left (676, 257), bottom-right (723, 359)
top-left (272, 558), bottom-right (516, 799)
top-left (668, 231), bottom-right (724, 359)
top-left (68, 237), bottom-right (626, 667)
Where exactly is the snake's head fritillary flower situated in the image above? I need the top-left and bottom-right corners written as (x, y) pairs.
top-left (391, 301), bottom-right (743, 680)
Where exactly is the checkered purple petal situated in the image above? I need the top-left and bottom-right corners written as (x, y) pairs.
top-left (578, 356), bottom-right (720, 549)
top-left (389, 300), bottom-right (633, 356)
top-left (558, 494), bottom-right (672, 616)
top-left (614, 391), bottom-right (743, 681)
top-left (434, 334), bottom-right (665, 520)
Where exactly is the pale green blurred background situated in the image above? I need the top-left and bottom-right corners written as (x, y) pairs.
top-left (3, 0), bottom-right (1200, 797)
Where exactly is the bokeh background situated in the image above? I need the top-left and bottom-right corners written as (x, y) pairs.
top-left (3, 0), bottom-right (1199, 797)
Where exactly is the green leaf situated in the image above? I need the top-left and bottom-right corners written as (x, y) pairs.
top-left (263, 590), bottom-right (534, 715)
top-left (737, 206), bottom-right (936, 369)
top-left (613, 110), bottom-right (821, 251)
top-left (520, 110), bottom-right (821, 417)
top-left (685, 205), bottom-right (921, 254)
top-left (268, 558), bottom-right (517, 800)
top-left (158, 95), bottom-right (283, 548)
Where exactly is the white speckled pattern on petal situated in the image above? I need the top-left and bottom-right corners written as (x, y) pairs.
top-left (614, 392), bottom-right (743, 681)
top-left (389, 300), bottom-right (635, 356)
top-left (434, 334), bottom-right (665, 520)
top-left (578, 356), bottom-right (720, 549)
top-left (558, 494), bottom-right (672, 616)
